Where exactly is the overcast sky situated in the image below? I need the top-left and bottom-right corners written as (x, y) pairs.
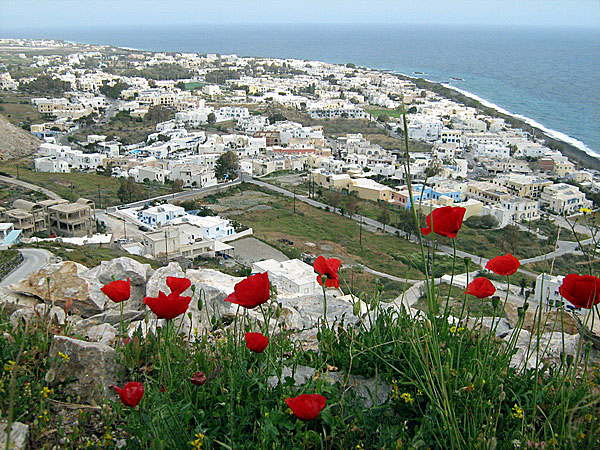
top-left (1, 0), bottom-right (599, 29)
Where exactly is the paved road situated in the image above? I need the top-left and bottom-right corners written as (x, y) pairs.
top-left (0, 248), bottom-right (52, 287)
top-left (0, 175), bottom-right (63, 200)
top-left (106, 179), bottom-right (241, 212)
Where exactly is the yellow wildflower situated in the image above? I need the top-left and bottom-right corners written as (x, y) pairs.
top-left (40, 386), bottom-right (54, 398)
top-left (578, 432), bottom-right (585, 440)
top-left (191, 432), bottom-right (205, 450)
top-left (584, 413), bottom-right (592, 422)
top-left (391, 379), bottom-right (399, 400)
top-left (400, 393), bottom-right (414, 405)
top-left (3, 360), bottom-right (16, 372)
top-left (511, 404), bottom-right (523, 419)
top-left (449, 326), bottom-right (457, 334)
top-left (58, 352), bottom-right (70, 362)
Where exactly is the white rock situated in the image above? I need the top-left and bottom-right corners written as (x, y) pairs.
top-left (45, 335), bottom-right (124, 403)
top-left (86, 323), bottom-right (118, 344)
top-left (0, 421), bottom-right (29, 450)
top-left (34, 304), bottom-right (66, 325)
top-left (145, 262), bottom-right (187, 298)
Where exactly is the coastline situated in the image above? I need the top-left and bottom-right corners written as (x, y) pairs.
top-left (394, 72), bottom-right (600, 171)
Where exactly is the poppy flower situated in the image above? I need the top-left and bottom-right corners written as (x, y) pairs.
top-left (114, 381), bottom-right (144, 407)
top-left (166, 276), bottom-right (191, 295)
top-left (225, 272), bottom-right (270, 309)
top-left (465, 277), bottom-right (496, 299)
top-left (486, 253), bottom-right (520, 276)
top-left (285, 394), bottom-right (327, 421)
top-left (100, 279), bottom-right (130, 303)
top-left (143, 291), bottom-right (192, 320)
top-left (190, 371), bottom-right (207, 386)
top-left (421, 206), bottom-right (466, 239)
top-left (245, 332), bottom-right (269, 353)
top-left (314, 256), bottom-right (341, 288)
top-left (559, 274), bottom-right (600, 309)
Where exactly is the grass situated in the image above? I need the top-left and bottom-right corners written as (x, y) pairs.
top-left (220, 188), bottom-right (426, 278)
top-left (1, 164), bottom-right (171, 207)
top-left (338, 267), bottom-right (408, 301)
top-left (0, 92), bottom-right (46, 126)
top-left (526, 218), bottom-right (586, 242)
top-left (0, 249), bottom-right (20, 266)
top-left (27, 241), bottom-right (163, 269)
top-left (365, 108), bottom-right (405, 119)
top-left (413, 283), bottom-right (505, 318)
top-left (525, 252), bottom-right (600, 278)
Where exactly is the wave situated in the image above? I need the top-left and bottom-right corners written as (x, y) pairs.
top-left (397, 72), bottom-right (600, 161)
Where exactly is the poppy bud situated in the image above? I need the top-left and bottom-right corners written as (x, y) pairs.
top-left (353, 302), bottom-right (360, 316)
top-left (463, 257), bottom-right (471, 267)
top-left (491, 296), bottom-right (500, 309)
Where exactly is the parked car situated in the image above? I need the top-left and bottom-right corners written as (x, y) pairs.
top-left (138, 225), bottom-right (150, 232)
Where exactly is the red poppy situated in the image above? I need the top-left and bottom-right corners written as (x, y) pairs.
top-left (114, 381), bottom-right (144, 407)
top-left (421, 206), bottom-right (466, 239)
top-left (314, 256), bottom-right (341, 288)
top-left (143, 291), bottom-right (192, 320)
top-left (190, 371), bottom-right (207, 386)
top-left (285, 394), bottom-right (327, 421)
top-left (245, 332), bottom-right (269, 353)
top-left (100, 279), bottom-right (131, 303)
top-left (160, 385), bottom-right (166, 393)
top-left (166, 276), bottom-right (191, 295)
top-left (486, 253), bottom-right (520, 276)
top-left (225, 272), bottom-right (270, 309)
top-left (559, 274), bottom-right (600, 309)
top-left (465, 277), bottom-right (496, 299)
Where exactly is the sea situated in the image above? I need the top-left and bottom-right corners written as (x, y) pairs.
top-left (3, 24), bottom-right (599, 157)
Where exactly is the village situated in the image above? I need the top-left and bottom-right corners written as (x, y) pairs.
top-left (0, 37), bottom-right (598, 310)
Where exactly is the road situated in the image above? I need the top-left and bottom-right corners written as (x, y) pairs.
top-left (0, 175), bottom-right (63, 200)
top-left (0, 248), bottom-right (52, 287)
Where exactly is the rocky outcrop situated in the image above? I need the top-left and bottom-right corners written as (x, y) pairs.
top-left (504, 301), bottom-right (579, 335)
top-left (0, 113), bottom-right (41, 160)
top-left (45, 335), bottom-right (124, 404)
top-left (0, 421), bottom-right (29, 450)
top-left (505, 329), bottom-right (580, 371)
top-left (9, 261), bottom-right (104, 317)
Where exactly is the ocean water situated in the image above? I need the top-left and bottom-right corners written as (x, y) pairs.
top-left (3, 24), bottom-right (599, 155)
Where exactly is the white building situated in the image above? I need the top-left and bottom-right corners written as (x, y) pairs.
top-left (252, 258), bottom-right (321, 295)
top-left (533, 273), bottom-right (565, 308)
top-left (139, 204), bottom-right (186, 226)
top-left (170, 215), bottom-right (235, 240)
top-left (540, 183), bottom-right (592, 215)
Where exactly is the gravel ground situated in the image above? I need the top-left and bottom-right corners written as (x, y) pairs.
top-left (230, 237), bottom-right (288, 265)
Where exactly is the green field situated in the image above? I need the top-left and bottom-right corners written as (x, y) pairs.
top-left (365, 108), bottom-right (405, 119)
top-left (2, 164), bottom-right (171, 207)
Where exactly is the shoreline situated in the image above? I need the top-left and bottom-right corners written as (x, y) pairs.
top-left (394, 72), bottom-right (600, 170)
top-left (3, 37), bottom-right (598, 170)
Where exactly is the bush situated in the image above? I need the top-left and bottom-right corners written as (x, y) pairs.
top-left (465, 214), bottom-right (500, 229)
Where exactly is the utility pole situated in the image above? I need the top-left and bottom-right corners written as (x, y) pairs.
top-left (164, 230), bottom-right (169, 264)
top-left (122, 217), bottom-right (127, 239)
top-left (359, 215), bottom-right (363, 246)
top-left (16, 165), bottom-right (19, 180)
top-left (97, 185), bottom-right (102, 209)
top-left (293, 188), bottom-right (296, 214)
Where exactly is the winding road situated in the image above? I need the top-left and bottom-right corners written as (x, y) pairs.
top-left (0, 248), bottom-right (52, 287)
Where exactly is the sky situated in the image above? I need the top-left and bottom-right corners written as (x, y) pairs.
top-left (1, 0), bottom-right (599, 29)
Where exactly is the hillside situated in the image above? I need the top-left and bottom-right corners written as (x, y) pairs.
top-left (0, 113), bottom-right (41, 160)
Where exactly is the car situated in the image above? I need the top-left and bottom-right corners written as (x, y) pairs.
top-left (138, 225), bottom-right (150, 231)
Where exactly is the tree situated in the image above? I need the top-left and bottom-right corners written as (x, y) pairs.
top-left (378, 207), bottom-right (390, 232)
top-left (207, 113), bottom-right (216, 124)
top-left (518, 277), bottom-right (528, 296)
top-left (215, 151), bottom-right (239, 180)
top-left (99, 80), bottom-right (130, 99)
top-left (377, 114), bottom-right (389, 123)
top-left (172, 179), bottom-right (184, 193)
top-left (344, 192), bottom-right (359, 218)
top-left (117, 178), bottom-right (146, 203)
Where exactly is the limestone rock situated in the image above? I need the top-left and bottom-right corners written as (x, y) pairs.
top-left (9, 308), bottom-right (37, 328)
top-left (277, 293), bottom-right (359, 330)
top-left (504, 301), bottom-right (579, 335)
top-left (467, 317), bottom-right (512, 338)
top-left (45, 335), bottom-right (124, 404)
top-left (86, 323), bottom-right (118, 344)
top-left (505, 329), bottom-right (580, 371)
top-left (34, 304), bottom-right (66, 325)
top-left (145, 262), bottom-right (187, 298)
top-left (0, 287), bottom-right (39, 316)
top-left (88, 257), bottom-right (152, 311)
top-left (75, 310), bottom-right (145, 332)
top-left (0, 421), bottom-right (29, 450)
top-left (9, 261), bottom-right (104, 317)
